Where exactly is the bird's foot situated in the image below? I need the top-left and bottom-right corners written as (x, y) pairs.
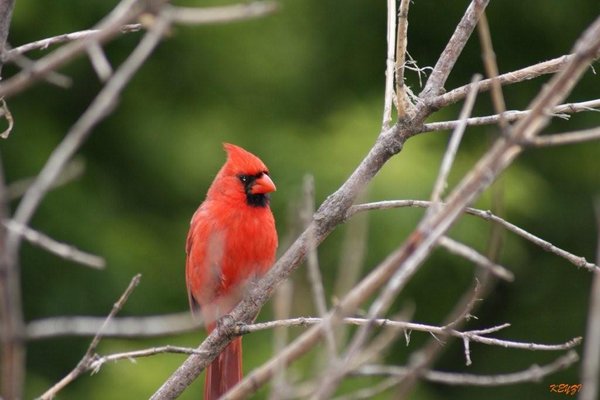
top-left (216, 315), bottom-right (243, 338)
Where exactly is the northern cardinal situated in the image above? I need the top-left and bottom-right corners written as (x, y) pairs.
top-left (186, 143), bottom-right (278, 399)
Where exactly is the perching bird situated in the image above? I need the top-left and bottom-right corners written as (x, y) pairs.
top-left (185, 143), bottom-right (278, 400)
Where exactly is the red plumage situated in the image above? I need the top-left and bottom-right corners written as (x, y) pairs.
top-left (185, 143), bottom-right (278, 400)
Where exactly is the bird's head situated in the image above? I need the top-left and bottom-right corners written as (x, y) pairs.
top-left (209, 143), bottom-right (276, 207)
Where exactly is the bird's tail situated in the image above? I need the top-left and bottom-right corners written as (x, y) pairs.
top-left (204, 337), bottom-right (242, 400)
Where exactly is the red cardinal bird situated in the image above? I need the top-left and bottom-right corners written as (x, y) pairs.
top-left (186, 143), bottom-right (278, 399)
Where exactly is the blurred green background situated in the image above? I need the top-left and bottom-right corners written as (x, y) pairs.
top-left (2, 0), bottom-right (599, 398)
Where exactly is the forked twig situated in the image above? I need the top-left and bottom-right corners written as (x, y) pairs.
top-left (348, 199), bottom-right (598, 271)
top-left (38, 274), bottom-right (142, 400)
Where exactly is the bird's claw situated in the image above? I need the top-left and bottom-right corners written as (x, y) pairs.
top-left (216, 315), bottom-right (244, 338)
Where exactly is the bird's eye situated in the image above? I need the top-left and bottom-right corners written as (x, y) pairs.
top-left (238, 175), bottom-right (250, 184)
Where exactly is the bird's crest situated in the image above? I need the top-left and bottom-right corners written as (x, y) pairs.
top-left (222, 143), bottom-right (269, 176)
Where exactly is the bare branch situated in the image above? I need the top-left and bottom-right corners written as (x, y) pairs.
top-left (354, 350), bottom-right (579, 386)
top-left (6, 158), bottom-right (86, 201)
top-left (430, 75), bottom-right (481, 204)
top-left (26, 312), bottom-right (201, 340)
top-left (526, 126), bottom-right (600, 147)
top-left (3, 220), bottom-right (105, 269)
top-left (420, 0), bottom-right (489, 98)
top-left (438, 236), bottom-right (514, 281)
top-left (269, 280), bottom-right (295, 400)
top-left (430, 51), bottom-right (600, 110)
top-left (333, 201), bottom-right (369, 346)
top-left (89, 345), bottom-right (207, 374)
top-left (348, 199), bottom-right (599, 272)
top-left (0, 0), bottom-right (152, 99)
top-left (335, 351), bottom-right (579, 400)
top-left (4, 24), bottom-right (142, 61)
top-left (476, 12), bottom-right (508, 129)
top-left (0, 2), bottom-right (21, 398)
top-left (395, 0), bottom-right (411, 119)
top-left (302, 175), bottom-right (337, 357)
top-left (237, 317), bottom-right (581, 352)
top-left (0, 97), bottom-right (13, 139)
top-left (86, 42), bottom-right (113, 81)
top-left (421, 98), bottom-right (600, 132)
top-left (579, 202), bottom-right (600, 400)
top-left (39, 274), bottom-right (142, 400)
top-left (381, 0), bottom-right (397, 130)
top-left (168, 1), bottom-right (278, 25)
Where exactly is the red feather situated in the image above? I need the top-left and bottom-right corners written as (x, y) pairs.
top-left (186, 143), bottom-right (278, 399)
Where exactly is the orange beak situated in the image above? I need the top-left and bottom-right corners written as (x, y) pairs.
top-left (251, 174), bottom-right (276, 194)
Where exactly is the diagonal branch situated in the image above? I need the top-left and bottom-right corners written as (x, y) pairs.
top-left (420, 0), bottom-right (489, 99)
top-left (3, 220), bottom-right (105, 269)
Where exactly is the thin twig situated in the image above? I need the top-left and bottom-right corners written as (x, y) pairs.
top-left (236, 317), bottom-right (581, 353)
top-left (430, 51), bottom-right (600, 110)
top-left (353, 350), bottom-right (579, 386)
top-left (168, 1), bottom-right (278, 25)
top-left (89, 345), bottom-right (207, 374)
top-left (381, 0), bottom-right (397, 130)
top-left (0, 97), bottom-right (13, 139)
top-left (579, 202), bottom-right (600, 400)
top-left (26, 312), bottom-right (201, 340)
top-left (302, 175), bottom-right (336, 357)
top-left (0, 0), bottom-right (151, 99)
top-left (430, 74), bottom-right (481, 204)
top-left (526, 126), bottom-right (600, 147)
top-left (476, 12), bottom-right (508, 130)
top-left (395, 0), bottom-right (411, 119)
top-left (39, 274), bottom-right (142, 400)
top-left (333, 201), bottom-right (369, 345)
top-left (420, 0), bottom-right (489, 98)
top-left (348, 199), bottom-right (598, 272)
top-left (336, 351), bottom-right (579, 400)
top-left (269, 280), bottom-right (295, 400)
top-left (421, 98), bottom-right (600, 132)
top-left (0, 2), bottom-right (20, 397)
top-left (438, 236), bottom-right (514, 281)
top-left (3, 220), bottom-right (105, 269)
top-left (4, 24), bottom-right (141, 61)
top-left (86, 42), bottom-right (113, 81)
top-left (6, 158), bottom-right (86, 200)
